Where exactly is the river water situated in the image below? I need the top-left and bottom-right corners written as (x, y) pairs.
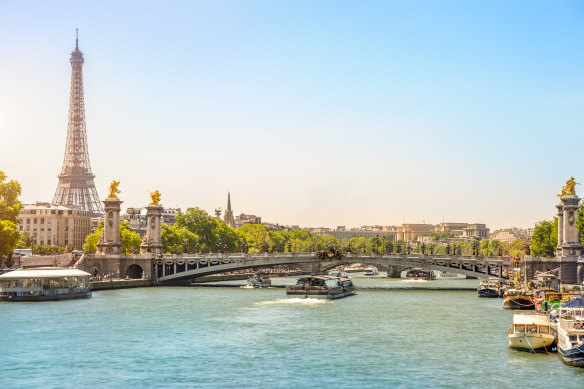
top-left (1, 274), bottom-right (583, 388)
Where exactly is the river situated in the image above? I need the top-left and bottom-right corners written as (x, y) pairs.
top-left (1, 274), bottom-right (583, 388)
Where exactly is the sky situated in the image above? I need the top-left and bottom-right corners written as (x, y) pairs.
top-left (0, 0), bottom-right (583, 230)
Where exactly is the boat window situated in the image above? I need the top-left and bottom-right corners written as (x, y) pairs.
top-left (325, 279), bottom-right (340, 288)
top-left (538, 326), bottom-right (549, 334)
top-left (515, 325), bottom-right (526, 333)
top-left (526, 325), bottom-right (537, 333)
top-left (569, 335), bottom-right (578, 342)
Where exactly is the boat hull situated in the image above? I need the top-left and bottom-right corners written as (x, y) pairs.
top-left (503, 296), bottom-right (534, 310)
top-left (286, 289), bottom-right (356, 299)
top-left (508, 333), bottom-right (555, 352)
top-left (478, 288), bottom-right (500, 298)
top-left (0, 291), bottom-right (92, 302)
top-left (558, 344), bottom-right (584, 367)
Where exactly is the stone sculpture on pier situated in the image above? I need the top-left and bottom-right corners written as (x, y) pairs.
top-left (556, 177), bottom-right (583, 284)
top-left (140, 190), bottom-right (163, 255)
top-left (97, 180), bottom-right (123, 255)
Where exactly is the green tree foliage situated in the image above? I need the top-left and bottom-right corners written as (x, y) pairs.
top-left (577, 202), bottom-right (584, 243)
top-left (531, 219), bottom-right (558, 257)
top-left (161, 224), bottom-right (200, 254)
top-left (120, 222), bottom-right (141, 254)
top-left (0, 220), bottom-right (19, 258)
top-left (83, 220), bottom-right (104, 253)
top-left (0, 171), bottom-right (22, 223)
top-left (0, 171), bottom-right (23, 259)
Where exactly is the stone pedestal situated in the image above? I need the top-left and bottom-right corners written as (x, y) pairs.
top-left (140, 204), bottom-right (163, 255)
top-left (97, 198), bottom-right (123, 255)
top-left (556, 196), bottom-right (583, 284)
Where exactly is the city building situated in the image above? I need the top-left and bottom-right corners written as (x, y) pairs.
top-left (17, 202), bottom-right (91, 249)
top-left (395, 224), bottom-right (435, 241)
top-left (312, 226), bottom-right (394, 241)
top-left (235, 214), bottom-right (262, 228)
top-left (435, 222), bottom-right (469, 236)
top-left (462, 223), bottom-right (490, 239)
top-left (490, 227), bottom-right (532, 243)
top-left (122, 207), bottom-right (180, 236)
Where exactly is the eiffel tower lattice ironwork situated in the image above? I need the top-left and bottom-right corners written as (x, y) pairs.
top-left (52, 31), bottom-right (104, 217)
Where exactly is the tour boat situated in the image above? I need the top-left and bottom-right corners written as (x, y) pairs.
top-left (503, 289), bottom-right (534, 310)
top-left (286, 275), bottom-right (355, 299)
top-left (0, 267), bottom-right (91, 302)
top-left (508, 313), bottom-right (555, 352)
top-left (246, 273), bottom-right (271, 288)
top-left (477, 277), bottom-right (502, 298)
top-left (557, 316), bottom-right (584, 367)
top-left (363, 267), bottom-right (378, 276)
top-left (405, 268), bottom-right (435, 280)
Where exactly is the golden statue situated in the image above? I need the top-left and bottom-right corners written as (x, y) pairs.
top-left (149, 190), bottom-right (162, 205)
top-left (558, 176), bottom-right (579, 198)
top-left (107, 180), bottom-right (121, 199)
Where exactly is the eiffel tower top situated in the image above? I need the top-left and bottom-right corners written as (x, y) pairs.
top-left (52, 31), bottom-right (104, 217)
top-left (70, 28), bottom-right (84, 64)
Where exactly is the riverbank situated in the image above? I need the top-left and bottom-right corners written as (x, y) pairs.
top-left (90, 279), bottom-right (152, 290)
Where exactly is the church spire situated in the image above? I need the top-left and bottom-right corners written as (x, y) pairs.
top-left (224, 191), bottom-right (236, 228)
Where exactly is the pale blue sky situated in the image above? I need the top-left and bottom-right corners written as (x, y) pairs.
top-left (1, 1), bottom-right (583, 229)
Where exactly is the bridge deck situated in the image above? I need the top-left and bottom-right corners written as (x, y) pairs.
top-left (153, 253), bottom-right (511, 283)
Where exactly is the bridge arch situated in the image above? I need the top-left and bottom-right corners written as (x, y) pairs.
top-left (126, 264), bottom-right (143, 279)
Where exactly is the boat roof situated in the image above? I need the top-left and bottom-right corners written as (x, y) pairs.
top-left (562, 298), bottom-right (584, 308)
top-left (513, 314), bottom-right (550, 326)
top-left (0, 267), bottom-right (90, 279)
top-left (299, 275), bottom-right (351, 281)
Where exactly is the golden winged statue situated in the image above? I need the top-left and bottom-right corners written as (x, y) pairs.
top-left (149, 190), bottom-right (162, 205)
top-left (558, 176), bottom-right (579, 198)
top-left (107, 180), bottom-right (121, 199)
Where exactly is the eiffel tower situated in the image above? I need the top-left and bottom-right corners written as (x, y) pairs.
top-left (52, 31), bottom-right (104, 217)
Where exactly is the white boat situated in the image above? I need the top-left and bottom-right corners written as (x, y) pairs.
top-left (328, 270), bottom-right (349, 278)
top-left (246, 274), bottom-right (271, 288)
top-left (557, 316), bottom-right (584, 366)
top-left (363, 267), bottom-right (378, 276)
top-left (508, 313), bottom-right (555, 352)
top-left (550, 298), bottom-right (584, 328)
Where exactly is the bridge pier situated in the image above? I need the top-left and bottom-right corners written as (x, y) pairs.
top-left (387, 266), bottom-right (407, 278)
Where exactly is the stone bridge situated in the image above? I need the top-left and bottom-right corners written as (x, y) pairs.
top-left (153, 253), bottom-right (512, 284)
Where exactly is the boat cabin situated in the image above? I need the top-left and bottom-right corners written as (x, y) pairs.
top-left (0, 267), bottom-right (91, 302)
top-left (511, 314), bottom-right (552, 335)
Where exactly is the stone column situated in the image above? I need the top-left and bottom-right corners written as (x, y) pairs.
top-left (97, 198), bottom-right (123, 255)
top-left (557, 195), bottom-right (583, 284)
top-left (140, 204), bottom-right (163, 255)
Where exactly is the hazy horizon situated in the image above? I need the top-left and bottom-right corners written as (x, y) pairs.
top-left (1, 1), bottom-right (583, 230)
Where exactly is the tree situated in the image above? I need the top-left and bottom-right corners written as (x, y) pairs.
top-left (531, 219), bottom-right (558, 257)
top-left (0, 172), bottom-right (23, 260)
top-left (577, 202), bottom-right (584, 244)
top-left (238, 224), bottom-right (271, 253)
top-left (175, 208), bottom-right (224, 252)
top-left (120, 222), bottom-right (141, 254)
top-left (83, 220), bottom-right (104, 253)
top-left (0, 220), bottom-right (19, 259)
top-left (0, 171), bottom-right (22, 224)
